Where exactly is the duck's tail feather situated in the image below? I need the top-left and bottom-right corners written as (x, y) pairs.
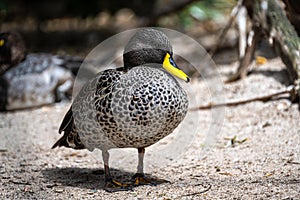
top-left (59, 106), bottom-right (73, 133)
top-left (51, 133), bottom-right (70, 149)
top-left (52, 106), bottom-right (85, 149)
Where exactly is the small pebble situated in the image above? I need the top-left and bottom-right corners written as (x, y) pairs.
top-left (54, 188), bottom-right (64, 193)
top-left (277, 100), bottom-right (291, 111)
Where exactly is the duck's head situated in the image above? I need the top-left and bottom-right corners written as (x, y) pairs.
top-left (0, 32), bottom-right (26, 66)
top-left (123, 28), bottom-right (190, 83)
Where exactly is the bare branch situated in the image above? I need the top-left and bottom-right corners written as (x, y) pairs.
top-left (209, 0), bottom-right (244, 57)
top-left (189, 85), bottom-right (296, 110)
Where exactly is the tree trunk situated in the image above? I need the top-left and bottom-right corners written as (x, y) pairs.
top-left (264, 0), bottom-right (300, 99)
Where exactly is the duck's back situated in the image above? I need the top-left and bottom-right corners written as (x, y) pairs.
top-left (72, 66), bottom-right (188, 151)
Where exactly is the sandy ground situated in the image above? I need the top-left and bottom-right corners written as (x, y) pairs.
top-left (0, 56), bottom-right (299, 199)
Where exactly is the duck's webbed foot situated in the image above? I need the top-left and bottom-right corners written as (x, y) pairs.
top-left (102, 150), bottom-right (132, 192)
top-left (132, 173), bottom-right (169, 186)
top-left (104, 179), bottom-right (132, 192)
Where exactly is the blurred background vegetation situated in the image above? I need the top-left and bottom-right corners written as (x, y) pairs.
top-left (0, 0), bottom-right (236, 55)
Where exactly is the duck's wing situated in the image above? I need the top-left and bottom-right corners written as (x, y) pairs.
top-left (52, 68), bottom-right (125, 150)
top-left (4, 53), bottom-right (85, 79)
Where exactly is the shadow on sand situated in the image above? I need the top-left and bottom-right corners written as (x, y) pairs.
top-left (42, 166), bottom-right (166, 191)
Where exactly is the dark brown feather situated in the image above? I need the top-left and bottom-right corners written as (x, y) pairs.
top-left (59, 106), bottom-right (73, 133)
top-left (52, 106), bottom-right (85, 149)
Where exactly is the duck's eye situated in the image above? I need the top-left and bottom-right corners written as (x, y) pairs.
top-left (0, 39), bottom-right (4, 47)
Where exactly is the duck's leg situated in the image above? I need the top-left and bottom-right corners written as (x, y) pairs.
top-left (132, 147), bottom-right (168, 186)
top-left (132, 147), bottom-right (146, 185)
top-left (102, 150), bottom-right (131, 192)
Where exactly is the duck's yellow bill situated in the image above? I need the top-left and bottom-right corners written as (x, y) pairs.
top-left (0, 39), bottom-right (4, 47)
top-left (163, 53), bottom-right (190, 83)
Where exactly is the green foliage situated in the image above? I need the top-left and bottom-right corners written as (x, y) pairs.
top-left (0, 0), bottom-right (7, 24)
top-left (179, 0), bottom-right (236, 28)
top-left (0, 0), bottom-right (7, 14)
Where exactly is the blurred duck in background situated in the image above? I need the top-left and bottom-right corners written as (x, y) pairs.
top-left (0, 32), bottom-right (83, 111)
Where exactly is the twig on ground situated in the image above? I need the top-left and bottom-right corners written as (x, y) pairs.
top-left (179, 184), bottom-right (212, 197)
top-left (189, 85), bottom-right (296, 110)
top-left (286, 160), bottom-right (300, 165)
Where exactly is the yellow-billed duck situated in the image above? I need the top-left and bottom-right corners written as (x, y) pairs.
top-left (52, 28), bottom-right (190, 191)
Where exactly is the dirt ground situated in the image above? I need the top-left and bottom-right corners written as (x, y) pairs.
top-left (0, 52), bottom-right (300, 199)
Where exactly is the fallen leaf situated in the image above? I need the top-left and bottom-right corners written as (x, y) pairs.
top-left (256, 56), bottom-right (267, 65)
top-left (264, 172), bottom-right (273, 177)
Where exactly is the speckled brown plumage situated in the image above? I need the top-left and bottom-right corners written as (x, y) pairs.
top-left (57, 65), bottom-right (188, 151)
